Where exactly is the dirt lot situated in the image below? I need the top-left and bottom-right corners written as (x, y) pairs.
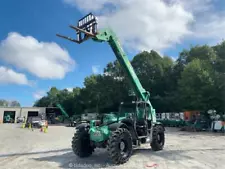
top-left (0, 124), bottom-right (225, 169)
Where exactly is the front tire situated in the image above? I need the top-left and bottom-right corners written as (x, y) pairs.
top-left (108, 128), bottom-right (133, 164)
top-left (150, 125), bottom-right (165, 151)
top-left (72, 129), bottom-right (94, 158)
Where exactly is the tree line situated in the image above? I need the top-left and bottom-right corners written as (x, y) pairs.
top-left (0, 99), bottom-right (21, 107)
top-left (34, 41), bottom-right (225, 117)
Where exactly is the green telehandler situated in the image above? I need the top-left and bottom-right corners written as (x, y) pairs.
top-left (57, 13), bottom-right (165, 164)
top-left (55, 103), bottom-right (80, 127)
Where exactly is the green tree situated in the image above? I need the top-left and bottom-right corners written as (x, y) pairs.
top-left (33, 40), bottom-right (225, 115)
top-left (131, 50), bottom-right (175, 112)
top-left (9, 101), bottom-right (20, 107)
top-left (0, 99), bottom-right (20, 107)
top-left (34, 97), bottom-right (48, 107)
top-left (178, 59), bottom-right (215, 111)
top-left (0, 99), bottom-right (8, 107)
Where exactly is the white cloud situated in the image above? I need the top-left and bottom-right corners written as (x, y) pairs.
top-left (193, 13), bottom-right (225, 40)
top-left (63, 0), bottom-right (194, 52)
top-left (176, 0), bottom-right (225, 42)
top-left (92, 65), bottom-right (100, 74)
top-left (171, 0), bottom-right (214, 13)
top-left (63, 0), bottom-right (110, 10)
top-left (66, 87), bottom-right (73, 92)
top-left (63, 0), bottom-right (225, 52)
top-left (0, 66), bottom-right (30, 85)
top-left (0, 32), bottom-right (75, 79)
top-left (33, 90), bottom-right (46, 100)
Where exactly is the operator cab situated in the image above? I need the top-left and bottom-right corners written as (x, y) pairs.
top-left (119, 101), bottom-right (152, 135)
top-left (119, 102), bottom-right (136, 119)
top-left (119, 101), bottom-right (151, 120)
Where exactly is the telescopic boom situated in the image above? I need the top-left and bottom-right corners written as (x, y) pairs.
top-left (56, 13), bottom-right (156, 122)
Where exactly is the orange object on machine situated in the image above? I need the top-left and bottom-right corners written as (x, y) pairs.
top-left (221, 121), bottom-right (225, 126)
top-left (184, 111), bottom-right (200, 121)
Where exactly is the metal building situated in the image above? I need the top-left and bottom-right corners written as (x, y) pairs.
top-left (0, 107), bottom-right (46, 123)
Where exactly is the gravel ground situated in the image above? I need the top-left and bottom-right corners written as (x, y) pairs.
top-left (0, 124), bottom-right (225, 169)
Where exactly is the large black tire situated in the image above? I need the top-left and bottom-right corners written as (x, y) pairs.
top-left (72, 129), bottom-right (94, 158)
top-left (150, 125), bottom-right (165, 151)
top-left (108, 128), bottom-right (133, 164)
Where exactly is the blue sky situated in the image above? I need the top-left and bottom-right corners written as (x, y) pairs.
top-left (0, 0), bottom-right (224, 106)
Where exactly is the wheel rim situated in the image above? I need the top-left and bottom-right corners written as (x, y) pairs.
top-left (157, 133), bottom-right (163, 145)
top-left (119, 140), bottom-right (129, 157)
top-left (120, 141), bottom-right (125, 151)
top-left (157, 134), bottom-right (160, 141)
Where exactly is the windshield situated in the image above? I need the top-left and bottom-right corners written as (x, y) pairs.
top-left (119, 103), bottom-right (136, 117)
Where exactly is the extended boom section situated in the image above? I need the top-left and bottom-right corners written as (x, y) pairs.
top-left (92, 29), bottom-right (156, 122)
top-left (56, 104), bottom-right (69, 118)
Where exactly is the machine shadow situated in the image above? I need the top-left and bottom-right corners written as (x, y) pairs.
top-left (32, 148), bottom-right (191, 168)
top-left (133, 147), bottom-right (225, 161)
top-left (165, 127), bottom-right (225, 137)
top-left (0, 148), bottom-right (71, 158)
top-left (33, 149), bottom-right (114, 169)
top-left (32, 145), bottom-right (225, 168)
top-left (133, 148), bottom-right (194, 161)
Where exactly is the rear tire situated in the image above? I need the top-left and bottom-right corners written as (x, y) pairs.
top-left (150, 125), bottom-right (165, 151)
top-left (72, 129), bottom-right (94, 158)
top-left (108, 128), bottom-right (133, 164)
